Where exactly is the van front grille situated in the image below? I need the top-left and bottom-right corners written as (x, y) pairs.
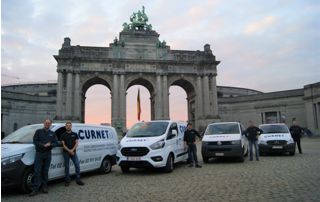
top-left (121, 147), bottom-right (150, 156)
top-left (267, 140), bottom-right (287, 145)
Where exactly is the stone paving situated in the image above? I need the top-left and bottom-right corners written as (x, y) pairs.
top-left (2, 137), bottom-right (320, 202)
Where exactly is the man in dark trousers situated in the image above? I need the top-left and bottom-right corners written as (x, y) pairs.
top-left (184, 123), bottom-right (202, 168)
top-left (61, 121), bottom-right (84, 186)
top-left (245, 120), bottom-right (263, 161)
top-left (29, 119), bottom-right (58, 196)
top-left (289, 118), bottom-right (303, 154)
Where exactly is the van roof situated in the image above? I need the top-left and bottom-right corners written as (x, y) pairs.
top-left (135, 120), bottom-right (187, 124)
top-left (209, 122), bottom-right (240, 125)
top-left (27, 123), bottom-right (115, 129)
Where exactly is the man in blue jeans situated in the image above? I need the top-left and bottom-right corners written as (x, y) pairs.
top-left (245, 120), bottom-right (263, 161)
top-left (29, 119), bottom-right (58, 196)
top-left (61, 121), bottom-right (84, 186)
top-left (184, 123), bottom-right (202, 168)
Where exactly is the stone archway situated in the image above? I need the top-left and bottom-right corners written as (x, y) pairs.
top-left (54, 7), bottom-right (220, 133)
top-left (81, 77), bottom-right (111, 123)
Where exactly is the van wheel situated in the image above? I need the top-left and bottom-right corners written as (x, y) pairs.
top-left (164, 154), bottom-right (174, 173)
top-left (99, 157), bottom-right (112, 174)
top-left (203, 156), bottom-right (209, 163)
top-left (21, 167), bottom-right (34, 193)
top-left (121, 166), bottom-right (130, 173)
top-left (289, 151), bottom-right (295, 156)
top-left (244, 147), bottom-right (249, 157)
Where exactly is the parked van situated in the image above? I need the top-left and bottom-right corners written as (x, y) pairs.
top-left (1, 123), bottom-right (118, 193)
top-left (201, 122), bottom-right (248, 162)
top-left (258, 123), bottom-right (295, 155)
top-left (116, 120), bottom-right (188, 173)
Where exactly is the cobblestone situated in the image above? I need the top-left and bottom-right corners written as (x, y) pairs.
top-left (2, 138), bottom-right (320, 201)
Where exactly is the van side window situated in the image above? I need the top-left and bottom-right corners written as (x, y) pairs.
top-left (55, 127), bottom-right (66, 142)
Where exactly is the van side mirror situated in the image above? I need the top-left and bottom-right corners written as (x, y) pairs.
top-left (172, 130), bottom-right (178, 136)
top-left (167, 130), bottom-right (177, 140)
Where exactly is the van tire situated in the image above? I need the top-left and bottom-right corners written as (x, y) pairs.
top-left (202, 156), bottom-right (209, 163)
top-left (21, 167), bottom-right (34, 194)
top-left (289, 151), bottom-right (295, 156)
top-left (99, 157), bottom-right (112, 174)
top-left (120, 166), bottom-right (130, 173)
top-left (164, 154), bottom-right (174, 173)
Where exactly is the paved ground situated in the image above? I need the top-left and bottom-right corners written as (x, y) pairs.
top-left (2, 137), bottom-right (320, 202)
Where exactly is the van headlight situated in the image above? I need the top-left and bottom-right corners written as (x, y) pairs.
top-left (259, 140), bottom-right (267, 145)
top-left (150, 140), bottom-right (165, 150)
top-left (287, 139), bottom-right (294, 144)
top-left (231, 140), bottom-right (241, 145)
top-left (1, 153), bottom-right (24, 166)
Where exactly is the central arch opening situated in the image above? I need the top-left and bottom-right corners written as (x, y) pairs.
top-left (85, 84), bottom-right (111, 124)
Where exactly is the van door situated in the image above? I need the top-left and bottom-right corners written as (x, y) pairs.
top-left (48, 126), bottom-right (65, 179)
top-left (176, 124), bottom-right (187, 161)
top-left (166, 123), bottom-right (179, 161)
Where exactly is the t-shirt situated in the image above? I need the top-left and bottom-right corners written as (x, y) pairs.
top-left (184, 129), bottom-right (201, 144)
top-left (246, 126), bottom-right (263, 141)
top-left (61, 131), bottom-right (79, 151)
top-left (289, 125), bottom-right (302, 140)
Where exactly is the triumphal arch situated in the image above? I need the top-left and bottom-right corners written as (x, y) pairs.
top-left (54, 7), bottom-right (220, 132)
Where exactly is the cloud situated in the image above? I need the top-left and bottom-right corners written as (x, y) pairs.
top-left (244, 16), bottom-right (277, 35)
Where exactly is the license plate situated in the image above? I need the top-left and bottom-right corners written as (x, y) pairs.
top-left (272, 146), bottom-right (283, 149)
top-left (127, 156), bottom-right (141, 161)
top-left (215, 153), bottom-right (224, 156)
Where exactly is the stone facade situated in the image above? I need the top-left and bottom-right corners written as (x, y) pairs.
top-left (54, 28), bottom-right (220, 133)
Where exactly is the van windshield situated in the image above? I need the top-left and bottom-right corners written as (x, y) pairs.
top-left (205, 123), bottom-right (240, 135)
top-left (2, 125), bottom-right (45, 144)
top-left (126, 122), bottom-right (169, 137)
top-left (259, 125), bottom-right (289, 134)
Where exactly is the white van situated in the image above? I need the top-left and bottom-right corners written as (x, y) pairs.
top-left (258, 123), bottom-right (295, 155)
top-left (116, 120), bottom-right (188, 173)
top-left (201, 122), bottom-right (248, 162)
top-left (1, 123), bottom-right (118, 193)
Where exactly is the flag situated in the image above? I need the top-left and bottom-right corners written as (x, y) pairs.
top-left (137, 88), bottom-right (141, 121)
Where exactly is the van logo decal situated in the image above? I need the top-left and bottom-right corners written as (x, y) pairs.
top-left (131, 148), bottom-right (138, 151)
top-left (217, 141), bottom-right (222, 145)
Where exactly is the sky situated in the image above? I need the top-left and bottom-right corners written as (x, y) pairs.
top-left (1, 0), bottom-right (320, 127)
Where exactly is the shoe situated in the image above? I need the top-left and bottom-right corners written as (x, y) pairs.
top-left (195, 164), bottom-right (202, 168)
top-left (41, 187), bottom-right (48, 193)
top-left (188, 164), bottom-right (194, 167)
top-left (65, 181), bottom-right (70, 187)
top-left (29, 190), bottom-right (38, 197)
top-left (76, 180), bottom-right (84, 186)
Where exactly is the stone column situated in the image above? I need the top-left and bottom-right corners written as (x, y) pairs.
top-left (196, 75), bottom-right (203, 119)
top-left (119, 74), bottom-right (126, 129)
top-left (211, 74), bottom-right (219, 117)
top-left (155, 74), bottom-right (163, 119)
top-left (203, 75), bottom-right (210, 116)
top-left (112, 73), bottom-right (119, 125)
top-left (73, 72), bottom-right (81, 121)
top-left (66, 72), bottom-right (73, 118)
top-left (162, 74), bottom-right (170, 119)
top-left (56, 71), bottom-right (64, 119)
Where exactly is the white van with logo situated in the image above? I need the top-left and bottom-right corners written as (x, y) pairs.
top-left (201, 122), bottom-right (248, 162)
top-left (116, 120), bottom-right (188, 173)
top-left (258, 123), bottom-right (295, 155)
top-left (1, 123), bottom-right (118, 193)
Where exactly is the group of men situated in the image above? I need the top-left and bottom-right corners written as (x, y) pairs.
top-left (28, 118), bottom-right (304, 196)
top-left (29, 120), bottom-right (84, 197)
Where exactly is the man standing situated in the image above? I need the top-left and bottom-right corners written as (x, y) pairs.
top-left (289, 118), bottom-right (303, 154)
top-left (29, 119), bottom-right (58, 196)
top-left (61, 121), bottom-right (84, 186)
top-left (246, 120), bottom-right (263, 161)
top-left (184, 123), bottom-right (202, 168)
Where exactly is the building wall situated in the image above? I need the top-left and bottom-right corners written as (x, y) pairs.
top-left (1, 82), bottom-right (319, 137)
top-left (1, 91), bottom-right (56, 137)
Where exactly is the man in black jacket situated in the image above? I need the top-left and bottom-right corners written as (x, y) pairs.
top-left (289, 118), bottom-right (303, 154)
top-left (184, 123), bottom-right (202, 168)
top-left (29, 119), bottom-right (58, 196)
top-left (246, 120), bottom-right (263, 161)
